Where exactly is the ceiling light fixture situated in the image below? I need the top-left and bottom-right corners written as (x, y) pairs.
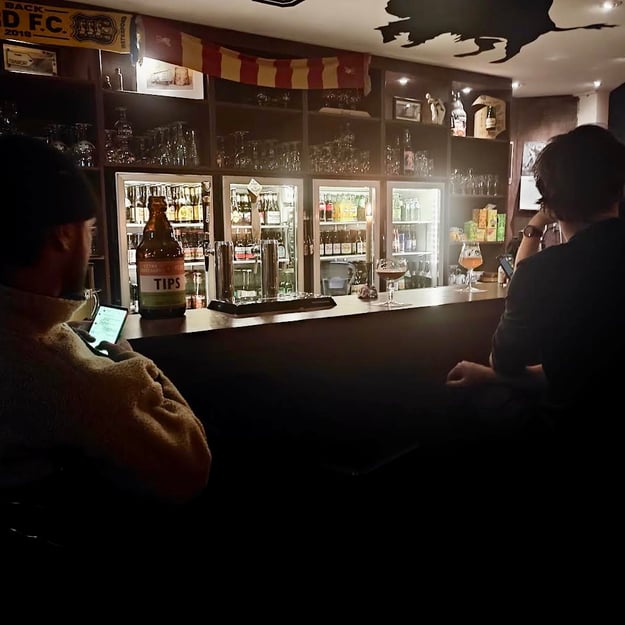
top-left (398, 76), bottom-right (409, 86)
top-left (594, 80), bottom-right (602, 88)
top-left (602, 1), bottom-right (622, 10)
top-left (512, 81), bottom-right (521, 89)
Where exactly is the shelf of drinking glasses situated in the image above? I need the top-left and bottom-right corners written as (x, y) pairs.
top-left (103, 164), bottom-right (212, 174)
top-left (308, 110), bottom-right (379, 121)
top-left (215, 101), bottom-right (302, 114)
top-left (216, 167), bottom-right (303, 177)
top-left (305, 171), bottom-right (381, 180)
top-left (450, 194), bottom-right (506, 199)
top-left (101, 89), bottom-right (208, 104)
top-left (385, 119), bottom-right (447, 130)
top-left (385, 175), bottom-right (448, 183)
top-left (448, 240), bottom-right (504, 245)
top-left (451, 135), bottom-right (510, 145)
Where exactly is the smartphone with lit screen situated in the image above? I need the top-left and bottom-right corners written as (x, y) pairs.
top-left (88, 304), bottom-right (128, 354)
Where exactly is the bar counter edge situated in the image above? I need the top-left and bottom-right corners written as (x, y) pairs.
top-left (122, 284), bottom-right (508, 480)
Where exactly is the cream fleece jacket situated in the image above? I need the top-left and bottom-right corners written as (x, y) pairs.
top-left (0, 284), bottom-right (211, 503)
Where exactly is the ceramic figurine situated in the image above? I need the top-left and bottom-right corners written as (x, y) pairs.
top-left (426, 93), bottom-right (446, 125)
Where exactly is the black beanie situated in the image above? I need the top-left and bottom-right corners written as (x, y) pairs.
top-left (0, 133), bottom-right (98, 228)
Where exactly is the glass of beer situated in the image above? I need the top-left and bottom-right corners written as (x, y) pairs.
top-left (457, 241), bottom-right (485, 293)
top-left (374, 257), bottom-right (408, 307)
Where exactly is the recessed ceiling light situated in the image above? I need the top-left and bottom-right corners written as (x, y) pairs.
top-left (602, 1), bottom-right (622, 10)
top-left (512, 81), bottom-right (521, 89)
top-left (594, 80), bottom-right (602, 88)
top-left (398, 76), bottom-right (409, 86)
top-left (461, 87), bottom-right (472, 94)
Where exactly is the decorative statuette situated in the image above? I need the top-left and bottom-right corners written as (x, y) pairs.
top-left (426, 93), bottom-right (446, 125)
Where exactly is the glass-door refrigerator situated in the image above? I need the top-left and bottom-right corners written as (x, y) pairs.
top-left (312, 179), bottom-right (380, 295)
top-left (222, 175), bottom-right (304, 298)
top-left (386, 181), bottom-right (444, 290)
top-left (114, 172), bottom-right (214, 312)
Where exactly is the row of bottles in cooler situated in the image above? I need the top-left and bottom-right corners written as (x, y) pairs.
top-left (233, 229), bottom-right (288, 261)
top-left (127, 228), bottom-right (206, 264)
top-left (397, 260), bottom-right (435, 290)
top-left (319, 193), bottom-right (368, 222)
top-left (319, 227), bottom-right (366, 257)
top-left (125, 182), bottom-right (209, 224)
top-left (231, 190), bottom-right (282, 225)
top-left (391, 225), bottom-right (432, 254)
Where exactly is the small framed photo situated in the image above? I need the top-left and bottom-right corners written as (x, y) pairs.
top-left (3, 43), bottom-right (57, 76)
top-left (136, 57), bottom-right (204, 99)
top-left (393, 96), bottom-right (422, 122)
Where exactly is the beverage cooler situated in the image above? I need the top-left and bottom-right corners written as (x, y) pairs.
top-left (222, 176), bottom-right (304, 298)
top-left (114, 172), bottom-right (214, 312)
top-left (312, 179), bottom-right (380, 295)
top-left (386, 181), bottom-right (444, 289)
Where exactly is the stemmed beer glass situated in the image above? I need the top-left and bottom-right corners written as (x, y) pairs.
top-left (457, 241), bottom-right (485, 293)
top-left (374, 257), bottom-right (407, 307)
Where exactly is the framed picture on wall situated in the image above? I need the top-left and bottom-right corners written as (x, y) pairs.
top-left (521, 140), bottom-right (546, 176)
top-left (519, 141), bottom-right (546, 210)
top-left (393, 96), bottom-right (422, 122)
top-left (136, 57), bottom-right (205, 99)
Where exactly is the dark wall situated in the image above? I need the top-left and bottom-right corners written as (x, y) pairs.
top-left (508, 96), bottom-right (578, 235)
top-left (609, 82), bottom-right (625, 145)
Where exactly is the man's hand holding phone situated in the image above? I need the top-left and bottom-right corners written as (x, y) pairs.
top-left (73, 304), bottom-right (130, 357)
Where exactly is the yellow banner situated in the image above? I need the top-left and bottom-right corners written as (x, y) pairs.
top-left (0, 2), bottom-right (132, 53)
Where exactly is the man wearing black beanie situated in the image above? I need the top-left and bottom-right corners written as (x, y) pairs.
top-left (0, 135), bottom-right (211, 556)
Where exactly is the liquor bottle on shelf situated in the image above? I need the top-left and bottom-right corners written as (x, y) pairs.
top-left (114, 67), bottom-right (124, 91)
top-left (324, 230), bottom-right (333, 256)
top-left (332, 228), bottom-right (341, 256)
top-left (450, 90), bottom-right (467, 137)
top-left (402, 128), bottom-right (414, 176)
top-left (486, 105), bottom-right (497, 133)
top-left (325, 195), bottom-right (334, 222)
top-left (357, 195), bottom-right (366, 222)
top-left (319, 196), bottom-right (327, 222)
top-left (136, 195), bottom-right (186, 319)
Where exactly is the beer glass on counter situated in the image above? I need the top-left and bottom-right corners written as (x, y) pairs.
top-left (374, 257), bottom-right (407, 307)
top-left (457, 241), bottom-right (485, 293)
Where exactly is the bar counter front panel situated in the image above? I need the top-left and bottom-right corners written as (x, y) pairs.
top-left (123, 284), bottom-right (507, 479)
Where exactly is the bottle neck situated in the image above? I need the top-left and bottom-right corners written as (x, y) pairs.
top-left (143, 201), bottom-right (173, 237)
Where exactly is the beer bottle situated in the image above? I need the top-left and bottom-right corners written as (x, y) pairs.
top-left (485, 105), bottom-right (497, 133)
top-left (136, 195), bottom-right (186, 318)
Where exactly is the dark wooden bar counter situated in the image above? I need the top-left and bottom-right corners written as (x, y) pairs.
top-left (122, 284), bottom-right (507, 488)
top-left (123, 283), bottom-right (507, 341)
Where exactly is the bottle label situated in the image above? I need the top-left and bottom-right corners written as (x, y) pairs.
top-left (138, 259), bottom-right (186, 308)
top-left (403, 150), bottom-right (414, 174)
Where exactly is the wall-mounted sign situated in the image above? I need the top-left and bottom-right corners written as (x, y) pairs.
top-left (0, 1), bottom-right (133, 53)
top-left (3, 42), bottom-right (57, 76)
